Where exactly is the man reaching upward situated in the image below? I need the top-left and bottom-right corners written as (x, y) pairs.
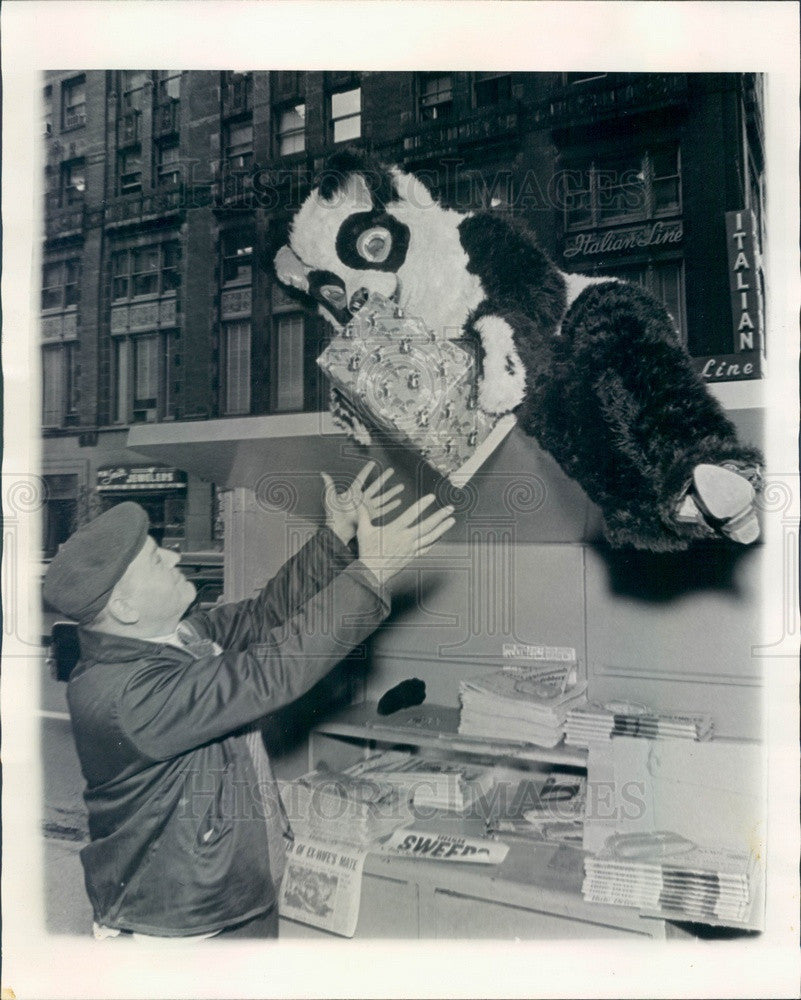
top-left (43, 463), bottom-right (454, 940)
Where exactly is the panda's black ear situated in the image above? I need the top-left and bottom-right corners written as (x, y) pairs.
top-left (316, 147), bottom-right (400, 208)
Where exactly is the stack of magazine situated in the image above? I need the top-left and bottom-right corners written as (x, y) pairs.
top-left (487, 772), bottom-right (587, 846)
top-left (285, 763), bottom-right (413, 848)
top-left (565, 703), bottom-right (713, 746)
top-left (582, 834), bottom-right (755, 924)
top-left (343, 749), bottom-right (494, 814)
top-left (458, 663), bottom-right (588, 748)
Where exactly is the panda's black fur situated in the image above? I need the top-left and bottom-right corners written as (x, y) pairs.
top-left (276, 150), bottom-right (763, 551)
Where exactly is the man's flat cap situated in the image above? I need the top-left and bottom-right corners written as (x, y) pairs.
top-left (43, 502), bottom-right (149, 625)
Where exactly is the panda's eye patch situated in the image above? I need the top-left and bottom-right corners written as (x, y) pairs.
top-left (356, 227), bottom-right (392, 264)
top-left (336, 211), bottom-right (410, 272)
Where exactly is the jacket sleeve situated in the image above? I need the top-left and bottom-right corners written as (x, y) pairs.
top-left (116, 561), bottom-right (389, 761)
top-left (190, 525), bottom-right (357, 651)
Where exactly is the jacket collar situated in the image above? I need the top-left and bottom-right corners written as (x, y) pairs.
top-left (76, 625), bottom-right (192, 669)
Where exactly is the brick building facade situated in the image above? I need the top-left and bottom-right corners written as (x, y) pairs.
top-left (40, 70), bottom-right (765, 556)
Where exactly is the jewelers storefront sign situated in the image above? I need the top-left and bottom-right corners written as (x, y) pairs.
top-left (563, 220), bottom-right (683, 259)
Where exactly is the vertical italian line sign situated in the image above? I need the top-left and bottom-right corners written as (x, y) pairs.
top-left (725, 209), bottom-right (764, 354)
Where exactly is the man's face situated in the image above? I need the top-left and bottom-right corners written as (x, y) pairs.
top-left (114, 535), bottom-right (196, 635)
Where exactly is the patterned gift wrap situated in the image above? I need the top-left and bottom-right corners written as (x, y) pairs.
top-left (317, 293), bottom-right (514, 481)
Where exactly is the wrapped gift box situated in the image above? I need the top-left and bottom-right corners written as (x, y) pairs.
top-left (316, 293), bottom-right (515, 483)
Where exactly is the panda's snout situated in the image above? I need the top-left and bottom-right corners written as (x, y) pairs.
top-left (349, 288), bottom-right (369, 313)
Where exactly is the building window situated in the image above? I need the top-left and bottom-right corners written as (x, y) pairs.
top-left (277, 104), bottom-right (306, 156)
top-left (419, 74), bottom-right (452, 121)
top-left (157, 142), bottom-right (181, 186)
top-left (42, 259), bottom-right (80, 311)
top-left (224, 121), bottom-right (253, 172)
top-left (222, 320), bottom-right (251, 415)
top-left (221, 231), bottom-right (253, 287)
top-left (155, 70), bottom-right (181, 102)
top-left (121, 70), bottom-right (149, 112)
top-left (132, 333), bottom-right (159, 422)
top-left (112, 243), bottom-right (180, 301)
top-left (563, 146), bottom-right (681, 231)
top-left (42, 343), bottom-right (80, 427)
top-left (473, 72), bottom-right (512, 108)
top-left (161, 242), bottom-right (181, 292)
top-left (118, 147), bottom-right (143, 194)
top-left (222, 71), bottom-right (252, 116)
top-left (62, 75), bottom-right (86, 129)
top-left (60, 158), bottom-right (85, 205)
top-left (330, 87), bottom-right (361, 143)
top-left (273, 314), bottom-right (305, 412)
top-left (43, 85), bottom-right (53, 135)
top-left (274, 71), bottom-right (302, 101)
top-left (113, 329), bottom-right (179, 426)
top-left (131, 246), bottom-right (160, 297)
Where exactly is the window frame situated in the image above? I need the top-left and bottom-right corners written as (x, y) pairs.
top-left (156, 141), bottom-right (181, 187)
top-left (118, 146), bottom-right (143, 195)
top-left (272, 313), bottom-right (306, 413)
top-left (121, 70), bottom-right (149, 113)
top-left (60, 158), bottom-right (86, 206)
top-left (224, 120), bottom-right (254, 173)
top-left (473, 71), bottom-right (512, 109)
top-left (111, 243), bottom-right (181, 302)
top-left (114, 329), bottom-right (177, 426)
top-left (276, 103), bottom-right (306, 157)
top-left (221, 229), bottom-right (254, 288)
top-left (155, 70), bottom-right (181, 102)
top-left (42, 342), bottom-right (80, 428)
top-left (222, 71), bottom-right (253, 115)
top-left (42, 258), bottom-right (80, 312)
top-left (563, 145), bottom-right (682, 233)
top-left (132, 332), bottom-right (160, 421)
top-left (418, 73), bottom-right (453, 122)
top-left (61, 75), bottom-right (86, 130)
top-left (330, 86), bottom-right (361, 144)
top-left (222, 319), bottom-right (252, 416)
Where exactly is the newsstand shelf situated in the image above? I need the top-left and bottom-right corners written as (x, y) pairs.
top-left (309, 700), bottom-right (589, 772)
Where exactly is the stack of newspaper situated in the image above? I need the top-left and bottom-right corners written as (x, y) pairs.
top-left (285, 764), bottom-right (413, 848)
top-left (582, 835), bottom-right (755, 924)
top-left (458, 664), bottom-right (588, 748)
top-left (565, 703), bottom-right (713, 746)
top-left (343, 749), bottom-right (494, 814)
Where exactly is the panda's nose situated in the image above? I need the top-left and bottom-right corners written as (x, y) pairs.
top-left (349, 288), bottom-right (369, 313)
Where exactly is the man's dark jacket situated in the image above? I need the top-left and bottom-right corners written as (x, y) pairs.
top-left (67, 527), bottom-right (389, 936)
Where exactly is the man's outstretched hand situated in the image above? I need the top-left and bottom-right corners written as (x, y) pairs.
top-left (356, 494), bottom-right (456, 585)
top-left (322, 461), bottom-right (405, 545)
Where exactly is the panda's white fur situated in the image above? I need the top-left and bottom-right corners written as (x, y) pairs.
top-left (473, 316), bottom-right (526, 414)
top-left (384, 168), bottom-right (486, 339)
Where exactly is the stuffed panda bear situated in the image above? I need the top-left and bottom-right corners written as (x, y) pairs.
top-left (274, 149), bottom-right (763, 552)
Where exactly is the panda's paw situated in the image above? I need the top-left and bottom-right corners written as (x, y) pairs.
top-left (676, 463), bottom-right (760, 544)
top-left (477, 365), bottom-right (525, 415)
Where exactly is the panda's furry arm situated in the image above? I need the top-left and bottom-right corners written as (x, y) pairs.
top-left (457, 213), bottom-right (568, 414)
